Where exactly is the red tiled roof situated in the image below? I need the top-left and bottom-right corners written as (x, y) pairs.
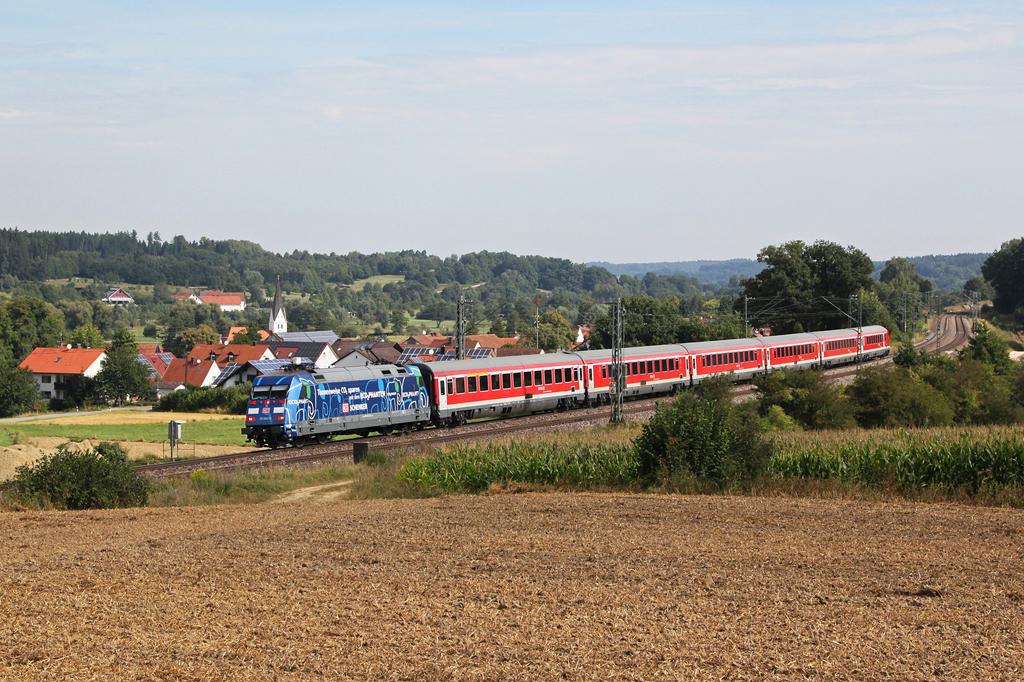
top-left (139, 353), bottom-right (170, 377)
top-left (226, 326), bottom-right (270, 343)
top-left (495, 347), bottom-right (544, 357)
top-left (187, 343), bottom-right (270, 365)
top-left (198, 291), bottom-right (245, 306)
top-left (137, 344), bottom-right (164, 355)
top-left (466, 334), bottom-right (520, 349)
top-left (401, 335), bottom-right (450, 349)
top-left (161, 358), bottom-right (220, 385)
top-left (173, 292), bottom-right (194, 301)
top-left (19, 347), bottom-right (106, 375)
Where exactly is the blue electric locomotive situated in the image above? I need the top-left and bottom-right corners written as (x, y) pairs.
top-left (243, 363), bottom-right (431, 448)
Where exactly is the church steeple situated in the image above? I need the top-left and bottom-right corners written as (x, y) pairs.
top-left (269, 276), bottom-right (287, 334)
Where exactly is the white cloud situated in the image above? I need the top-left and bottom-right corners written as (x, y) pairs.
top-left (0, 110), bottom-right (27, 119)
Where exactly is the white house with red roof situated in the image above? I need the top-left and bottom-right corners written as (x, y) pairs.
top-left (19, 346), bottom-right (107, 403)
top-left (101, 287), bottom-right (134, 305)
top-left (172, 290), bottom-right (247, 311)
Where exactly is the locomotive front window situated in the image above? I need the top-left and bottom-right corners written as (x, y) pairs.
top-left (468, 376), bottom-right (477, 393)
top-left (524, 372), bottom-right (532, 387)
top-left (269, 385), bottom-right (289, 399)
top-left (251, 385), bottom-right (270, 399)
top-left (544, 369), bottom-right (552, 385)
top-left (513, 373), bottom-right (522, 388)
top-left (555, 368), bottom-right (563, 384)
top-left (455, 377), bottom-right (465, 394)
top-left (502, 373), bottom-right (511, 389)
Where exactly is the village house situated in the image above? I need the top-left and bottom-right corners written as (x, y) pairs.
top-left (19, 346), bottom-right (107, 403)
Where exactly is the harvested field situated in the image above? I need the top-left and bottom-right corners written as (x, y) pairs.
top-left (1, 493), bottom-right (1022, 680)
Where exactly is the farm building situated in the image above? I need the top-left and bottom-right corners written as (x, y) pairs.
top-left (101, 287), bottom-right (134, 305)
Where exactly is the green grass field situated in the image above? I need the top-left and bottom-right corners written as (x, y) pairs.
top-left (9, 418), bottom-right (248, 446)
top-left (0, 429), bottom-right (16, 447)
top-left (348, 274), bottom-right (405, 291)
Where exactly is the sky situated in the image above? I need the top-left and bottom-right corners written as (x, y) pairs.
top-left (3, 2), bottom-right (1023, 263)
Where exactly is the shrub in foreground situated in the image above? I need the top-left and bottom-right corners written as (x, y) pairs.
top-left (634, 388), bottom-right (773, 484)
top-left (7, 441), bottom-right (149, 510)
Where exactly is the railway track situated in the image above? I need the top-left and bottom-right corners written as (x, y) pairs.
top-left (138, 317), bottom-right (974, 479)
top-left (135, 399), bottom-right (660, 478)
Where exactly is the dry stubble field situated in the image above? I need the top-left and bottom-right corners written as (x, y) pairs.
top-left (2, 493), bottom-right (1022, 680)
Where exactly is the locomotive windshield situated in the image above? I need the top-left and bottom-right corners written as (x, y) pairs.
top-left (251, 385), bottom-right (270, 399)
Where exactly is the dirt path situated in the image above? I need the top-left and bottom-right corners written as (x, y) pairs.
top-left (272, 480), bottom-right (353, 504)
top-left (1, 493), bottom-right (1021, 680)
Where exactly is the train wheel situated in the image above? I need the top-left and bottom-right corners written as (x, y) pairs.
top-left (294, 437), bottom-right (306, 448)
top-left (380, 426), bottom-right (394, 436)
top-left (317, 433), bottom-right (329, 445)
top-left (416, 422), bottom-right (426, 431)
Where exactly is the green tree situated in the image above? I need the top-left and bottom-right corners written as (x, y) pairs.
top-left (489, 316), bottom-right (507, 337)
top-left (0, 362), bottom-right (40, 418)
top-left (6, 296), bottom-right (64, 361)
top-left (981, 238), bottom-right (1024, 314)
top-left (741, 240), bottom-right (874, 333)
top-left (168, 324), bottom-right (219, 357)
top-left (230, 326), bottom-right (263, 345)
top-left (390, 308), bottom-right (409, 335)
top-left (537, 311), bottom-right (574, 352)
top-left (960, 321), bottom-right (1014, 375)
top-left (94, 329), bottom-right (156, 405)
top-left (963, 276), bottom-right (995, 301)
top-left (67, 324), bottom-right (106, 349)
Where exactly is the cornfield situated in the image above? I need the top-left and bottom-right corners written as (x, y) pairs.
top-left (770, 425), bottom-right (1024, 494)
top-left (398, 432), bottom-right (640, 494)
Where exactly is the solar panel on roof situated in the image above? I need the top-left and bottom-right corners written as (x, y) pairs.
top-left (276, 331), bottom-right (339, 344)
top-left (157, 353), bottom-right (175, 365)
top-left (397, 347), bottom-right (437, 363)
top-left (466, 348), bottom-right (494, 359)
top-left (248, 357), bottom-right (314, 374)
top-left (213, 362), bottom-right (243, 387)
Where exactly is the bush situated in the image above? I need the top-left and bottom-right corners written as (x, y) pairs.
top-left (155, 382), bottom-right (251, 414)
top-left (847, 365), bottom-right (954, 428)
top-left (6, 441), bottom-right (149, 510)
top-left (634, 391), bottom-right (773, 484)
top-left (753, 368), bottom-right (855, 430)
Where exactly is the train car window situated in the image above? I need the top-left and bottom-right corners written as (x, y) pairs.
top-left (513, 373), bottom-right (522, 388)
top-left (490, 374), bottom-right (499, 391)
top-left (439, 380), bottom-right (446, 396)
top-left (479, 375), bottom-right (488, 392)
top-left (524, 371), bottom-right (532, 387)
top-left (573, 368), bottom-right (579, 382)
top-left (455, 377), bottom-right (465, 394)
top-left (588, 367), bottom-right (593, 383)
top-left (601, 365), bottom-right (607, 379)
top-left (502, 373), bottom-right (511, 389)
top-left (468, 376), bottom-right (477, 393)
top-left (446, 378), bottom-right (453, 394)
top-left (555, 368), bottom-right (563, 384)
top-left (544, 369), bottom-right (552, 385)
top-left (630, 362), bottom-right (637, 375)
top-left (646, 361), bottom-right (653, 374)
top-left (535, 370), bottom-right (543, 385)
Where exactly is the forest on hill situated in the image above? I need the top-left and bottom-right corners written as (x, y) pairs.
top-left (594, 253), bottom-right (987, 291)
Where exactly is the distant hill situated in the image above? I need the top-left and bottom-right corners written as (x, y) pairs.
top-left (593, 253), bottom-right (990, 291)
top-left (588, 259), bottom-right (764, 286)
